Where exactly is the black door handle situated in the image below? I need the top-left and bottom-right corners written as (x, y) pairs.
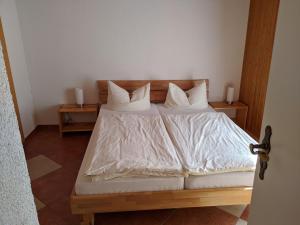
top-left (249, 125), bottom-right (272, 180)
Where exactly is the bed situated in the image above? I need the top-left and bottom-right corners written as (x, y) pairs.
top-left (70, 80), bottom-right (255, 225)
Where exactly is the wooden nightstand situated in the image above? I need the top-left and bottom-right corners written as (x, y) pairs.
top-left (58, 104), bottom-right (99, 137)
top-left (209, 101), bottom-right (248, 130)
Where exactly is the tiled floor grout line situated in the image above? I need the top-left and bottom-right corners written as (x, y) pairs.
top-left (160, 209), bottom-right (177, 225)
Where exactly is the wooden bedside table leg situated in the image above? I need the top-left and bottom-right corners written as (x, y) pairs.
top-left (236, 108), bottom-right (248, 130)
top-left (58, 112), bottom-right (63, 137)
top-left (81, 213), bottom-right (94, 225)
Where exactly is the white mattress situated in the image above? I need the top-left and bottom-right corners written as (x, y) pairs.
top-left (75, 133), bottom-right (184, 195)
top-left (157, 104), bottom-right (257, 176)
top-left (185, 172), bottom-right (255, 189)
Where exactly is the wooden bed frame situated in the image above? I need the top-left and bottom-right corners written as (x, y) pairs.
top-left (70, 79), bottom-right (253, 225)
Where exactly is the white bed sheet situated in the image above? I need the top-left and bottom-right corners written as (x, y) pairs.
top-left (157, 104), bottom-right (257, 176)
top-left (75, 139), bottom-right (184, 194)
top-left (84, 104), bottom-right (184, 180)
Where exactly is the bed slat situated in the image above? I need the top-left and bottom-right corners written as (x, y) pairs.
top-left (71, 187), bottom-right (252, 214)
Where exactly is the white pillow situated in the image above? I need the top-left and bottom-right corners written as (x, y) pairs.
top-left (107, 81), bottom-right (151, 111)
top-left (165, 83), bottom-right (190, 108)
top-left (165, 81), bottom-right (208, 109)
top-left (186, 81), bottom-right (208, 108)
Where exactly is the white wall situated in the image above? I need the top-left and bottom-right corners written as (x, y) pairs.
top-left (16, 0), bottom-right (250, 124)
top-left (0, 41), bottom-right (39, 225)
top-left (0, 0), bottom-right (36, 136)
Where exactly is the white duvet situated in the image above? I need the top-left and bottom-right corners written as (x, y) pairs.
top-left (158, 105), bottom-right (257, 176)
top-left (84, 105), bottom-right (184, 180)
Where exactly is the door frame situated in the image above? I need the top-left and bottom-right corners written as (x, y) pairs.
top-left (0, 18), bottom-right (25, 142)
top-left (239, 0), bottom-right (280, 140)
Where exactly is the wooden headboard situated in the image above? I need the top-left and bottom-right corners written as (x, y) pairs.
top-left (97, 79), bottom-right (209, 104)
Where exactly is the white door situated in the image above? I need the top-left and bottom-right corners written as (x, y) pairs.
top-left (248, 1), bottom-right (300, 225)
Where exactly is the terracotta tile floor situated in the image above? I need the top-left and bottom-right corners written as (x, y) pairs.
top-left (25, 126), bottom-right (250, 225)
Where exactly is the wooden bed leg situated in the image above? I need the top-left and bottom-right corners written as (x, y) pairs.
top-left (81, 213), bottom-right (94, 225)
